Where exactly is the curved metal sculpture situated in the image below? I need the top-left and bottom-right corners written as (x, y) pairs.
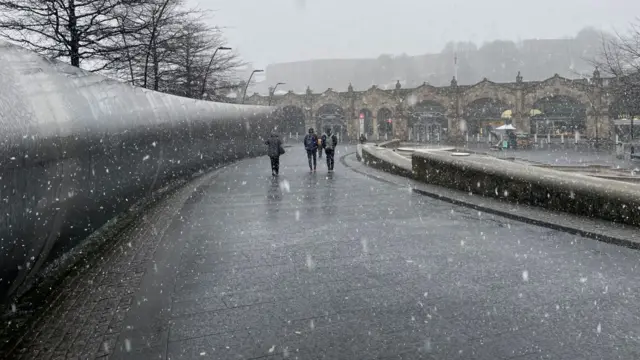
top-left (0, 41), bottom-right (276, 301)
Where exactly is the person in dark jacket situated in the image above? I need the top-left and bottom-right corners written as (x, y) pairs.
top-left (265, 133), bottom-right (284, 176)
top-left (303, 128), bottom-right (318, 172)
top-left (321, 128), bottom-right (338, 171)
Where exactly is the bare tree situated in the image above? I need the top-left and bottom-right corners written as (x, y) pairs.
top-left (162, 18), bottom-right (243, 100)
top-left (100, 0), bottom-right (188, 87)
top-left (0, 0), bottom-right (149, 69)
top-left (595, 23), bottom-right (640, 106)
top-left (0, 0), bottom-right (244, 100)
top-left (593, 20), bottom-right (640, 138)
top-left (101, 0), bottom-right (243, 99)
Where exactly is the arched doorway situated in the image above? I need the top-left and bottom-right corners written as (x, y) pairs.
top-left (377, 108), bottom-right (393, 140)
top-left (408, 100), bottom-right (447, 142)
top-left (279, 106), bottom-right (306, 140)
top-left (358, 108), bottom-right (374, 138)
top-left (316, 104), bottom-right (347, 142)
top-left (530, 96), bottom-right (586, 137)
top-left (464, 98), bottom-right (510, 137)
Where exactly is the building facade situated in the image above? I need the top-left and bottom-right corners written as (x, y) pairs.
top-left (245, 69), bottom-right (614, 143)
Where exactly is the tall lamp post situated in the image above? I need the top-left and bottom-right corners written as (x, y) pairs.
top-left (200, 46), bottom-right (231, 99)
top-left (268, 82), bottom-right (285, 106)
top-left (241, 69), bottom-right (264, 104)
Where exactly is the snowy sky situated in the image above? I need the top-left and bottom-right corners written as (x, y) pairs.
top-left (189, 0), bottom-right (640, 67)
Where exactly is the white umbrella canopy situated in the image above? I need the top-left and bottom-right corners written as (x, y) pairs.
top-left (496, 124), bottom-right (516, 130)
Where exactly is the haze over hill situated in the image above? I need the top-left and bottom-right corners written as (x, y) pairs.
top-left (258, 28), bottom-right (605, 95)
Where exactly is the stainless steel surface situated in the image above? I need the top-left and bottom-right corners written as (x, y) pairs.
top-left (0, 41), bottom-right (277, 301)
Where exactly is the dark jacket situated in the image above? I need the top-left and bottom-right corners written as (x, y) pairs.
top-left (322, 133), bottom-right (338, 150)
top-left (303, 134), bottom-right (318, 151)
top-left (265, 133), bottom-right (283, 157)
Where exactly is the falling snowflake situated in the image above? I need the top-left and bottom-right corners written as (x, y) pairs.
top-left (522, 270), bottom-right (529, 282)
top-left (306, 254), bottom-right (315, 270)
top-left (421, 338), bottom-right (432, 353)
top-left (407, 94), bottom-right (418, 106)
top-left (279, 179), bottom-right (290, 192)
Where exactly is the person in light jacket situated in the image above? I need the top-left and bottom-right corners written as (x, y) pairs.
top-left (321, 128), bottom-right (338, 171)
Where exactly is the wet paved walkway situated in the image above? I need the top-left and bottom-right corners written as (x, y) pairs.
top-left (9, 145), bottom-right (640, 359)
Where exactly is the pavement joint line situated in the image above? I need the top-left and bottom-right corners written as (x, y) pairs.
top-left (168, 301), bottom-right (279, 320)
top-left (341, 152), bottom-right (640, 251)
top-left (164, 329), bottom-right (248, 345)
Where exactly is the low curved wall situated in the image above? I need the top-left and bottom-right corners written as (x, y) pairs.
top-left (361, 146), bottom-right (413, 178)
top-left (0, 42), bottom-right (279, 301)
top-left (412, 150), bottom-right (640, 227)
top-left (377, 139), bottom-right (401, 149)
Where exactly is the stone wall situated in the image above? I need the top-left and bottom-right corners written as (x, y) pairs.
top-left (412, 151), bottom-right (640, 227)
top-left (361, 146), bottom-right (413, 179)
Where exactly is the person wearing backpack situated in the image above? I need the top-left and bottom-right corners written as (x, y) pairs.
top-left (303, 128), bottom-right (318, 172)
top-left (321, 128), bottom-right (338, 171)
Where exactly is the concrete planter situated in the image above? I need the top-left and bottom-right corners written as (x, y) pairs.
top-left (413, 151), bottom-right (640, 227)
top-left (360, 146), bottom-right (413, 179)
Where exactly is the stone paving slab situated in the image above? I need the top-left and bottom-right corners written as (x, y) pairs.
top-left (4, 145), bottom-right (640, 359)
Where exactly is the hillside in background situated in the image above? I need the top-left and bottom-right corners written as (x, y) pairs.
top-left (260, 28), bottom-right (604, 94)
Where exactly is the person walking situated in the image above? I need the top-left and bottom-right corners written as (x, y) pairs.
top-left (265, 132), bottom-right (284, 176)
top-left (303, 128), bottom-right (318, 172)
top-left (322, 128), bottom-right (338, 171)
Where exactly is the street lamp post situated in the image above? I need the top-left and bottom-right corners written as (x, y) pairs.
top-left (241, 69), bottom-right (264, 104)
top-left (268, 82), bottom-right (285, 106)
top-left (595, 105), bottom-right (600, 149)
top-left (201, 46), bottom-right (232, 99)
